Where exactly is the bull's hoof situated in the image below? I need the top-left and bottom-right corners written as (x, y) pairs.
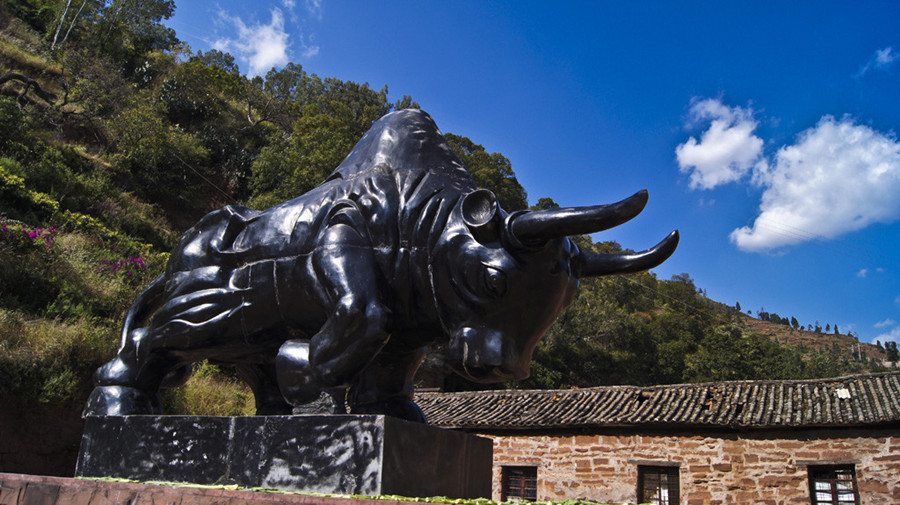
top-left (291, 390), bottom-right (345, 415)
top-left (83, 386), bottom-right (162, 417)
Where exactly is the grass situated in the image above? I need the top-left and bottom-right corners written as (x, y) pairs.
top-left (0, 17), bottom-right (63, 76)
top-left (0, 37), bottom-right (60, 77)
top-left (162, 361), bottom-right (257, 416)
top-left (0, 307), bottom-right (116, 405)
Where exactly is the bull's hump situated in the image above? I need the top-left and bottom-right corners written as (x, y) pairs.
top-left (328, 109), bottom-right (473, 184)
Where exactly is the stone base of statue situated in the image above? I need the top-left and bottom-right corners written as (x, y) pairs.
top-left (75, 415), bottom-right (492, 498)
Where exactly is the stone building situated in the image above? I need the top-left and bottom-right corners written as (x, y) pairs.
top-left (416, 371), bottom-right (900, 505)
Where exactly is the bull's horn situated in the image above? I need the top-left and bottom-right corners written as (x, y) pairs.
top-left (574, 230), bottom-right (679, 278)
top-left (508, 190), bottom-right (649, 247)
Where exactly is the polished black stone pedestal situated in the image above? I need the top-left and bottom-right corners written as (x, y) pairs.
top-left (75, 415), bottom-right (492, 498)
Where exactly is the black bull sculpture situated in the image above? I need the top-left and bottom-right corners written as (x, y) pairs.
top-left (84, 109), bottom-right (678, 422)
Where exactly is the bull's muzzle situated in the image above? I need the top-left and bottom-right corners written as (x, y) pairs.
top-left (447, 327), bottom-right (528, 382)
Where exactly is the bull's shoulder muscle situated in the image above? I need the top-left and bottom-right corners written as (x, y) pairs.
top-left (326, 109), bottom-right (474, 187)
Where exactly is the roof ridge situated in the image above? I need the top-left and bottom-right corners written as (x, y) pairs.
top-left (417, 371), bottom-right (900, 398)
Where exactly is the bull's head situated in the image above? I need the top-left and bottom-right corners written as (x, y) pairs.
top-left (430, 189), bottom-right (678, 383)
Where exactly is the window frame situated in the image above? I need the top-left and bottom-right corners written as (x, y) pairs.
top-left (637, 464), bottom-right (680, 505)
top-left (501, 465), bottom-right (538, 502)
top-left (808, 464), bottom-right (859, 505)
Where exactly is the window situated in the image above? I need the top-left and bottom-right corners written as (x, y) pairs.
top-left (637, 465), bottom-right (679, 505)
top-left (502, 466), bottom-right (537, 501)
top-left (808, 465), bottom-right (859, 505)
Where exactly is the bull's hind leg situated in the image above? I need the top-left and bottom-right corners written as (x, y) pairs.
top-left (86, 264), bottom-right (280, 416)
top-left (85, 328), bottom-right (193, 416)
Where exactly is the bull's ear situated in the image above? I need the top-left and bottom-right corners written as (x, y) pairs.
top-left (461, 189), bottom-right (501, 243)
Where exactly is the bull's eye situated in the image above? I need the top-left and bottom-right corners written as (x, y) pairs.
top-left (482, 265), bottom-right (507, 298)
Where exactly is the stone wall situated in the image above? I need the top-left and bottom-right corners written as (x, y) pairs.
top-left (481, 427), bottom-right (900, 505)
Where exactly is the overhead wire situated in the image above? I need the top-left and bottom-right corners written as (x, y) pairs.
top-left (172, 153), bottom-right (239, 204)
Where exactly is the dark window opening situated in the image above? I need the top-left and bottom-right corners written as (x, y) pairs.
top-left (808, 465), bottom-right (859, 505)
top-left (637, 465), bottom-right (679, 505)
top-left (502, 466), bottom-right (537, 501)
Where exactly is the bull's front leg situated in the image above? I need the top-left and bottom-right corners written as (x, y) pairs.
top-left (347, 343), bottom-right (427, 423)
top-left (276, 222), bottom-right (390, 414)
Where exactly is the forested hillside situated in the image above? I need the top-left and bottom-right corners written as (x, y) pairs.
top-left (0, 0), bottom-right (894, 476)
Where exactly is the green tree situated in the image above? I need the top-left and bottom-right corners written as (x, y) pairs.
top-left (886, 342), bottom-right (899, 364)
top-left (0, 97), bottom-right (29, 156)
top-left (85, 0), bottom-right (178, 82)
top-left (444, 133), bottom-right (527, 211)
top-left (683, 324), bottom-right (807, 382)
top-left (106, 97), bottom-right (210, 205)
top-left (531, 197), bottom-right (560, 210)
top-left (249, 101), bottom-right (358, 208)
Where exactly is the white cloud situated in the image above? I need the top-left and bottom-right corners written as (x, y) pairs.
top-left (305, 0), bottom-right (323, 20)
top-left (859, 267), bottom-right (887, 278)
top-left (857, 46), bottom-right (897, 77)
top-left (676, 98), bottom-right (765, 190)
top-left (214, 9), bottom-right (292, 76)
top-left (876, 47), bottom-right (897, 66)
top-left (729, 116), bottom-right (900, 251)
top-left (875, 318), bottom-right (897, 328)
top-left (874, 326), bottom-right (900, 345)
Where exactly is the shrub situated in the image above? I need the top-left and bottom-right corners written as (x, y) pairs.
top-left (0, 164), bottom-right (59, 219)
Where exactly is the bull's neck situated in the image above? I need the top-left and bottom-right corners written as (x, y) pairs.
top-left (392, 186), bottom-right (464, 337)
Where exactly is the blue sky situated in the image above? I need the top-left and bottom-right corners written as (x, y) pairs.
top-left (167, 2), bottom-right (900, 345)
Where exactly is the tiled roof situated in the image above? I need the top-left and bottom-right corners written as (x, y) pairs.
top-left (415, 372), bottom-right (900, 430)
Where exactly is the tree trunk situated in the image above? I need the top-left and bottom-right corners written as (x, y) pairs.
top-left (59, 0), bottom-right (90, 49)
top-left (51, 0), bottom-right (74, 50)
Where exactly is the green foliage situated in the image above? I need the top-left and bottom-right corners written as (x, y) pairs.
top-left (90, 0), bottom-right (178, 81)
top-left (445, 133), bottom-right (528, 211)
top-left (5, 0), bottom-right (56, 33)
top-left (0, 97), bottom-right (31, 156)
top-left (0, 163), bottom-right (60, 219)
top-left (531, 197), bottom-right (560, 210)
top-left (886, 342), bottom-right (899, 363)
top-left (106, 97), bottom-right (211, 204)
top-left (682, 324), bottom-right (807, 382)
top-left (249, 101), bottom-right (358, 205)
top-left (59, 48), bottom-right (133, 118)
top-left (160, 60), bottom-right (229, 126)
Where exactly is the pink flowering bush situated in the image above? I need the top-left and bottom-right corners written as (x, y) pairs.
top-left (95, 256), bottom-right (153, 286)
top-left (96, 256), bottom-right (146, 275)
top-left (0, 216), bottom-right (57, 249)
